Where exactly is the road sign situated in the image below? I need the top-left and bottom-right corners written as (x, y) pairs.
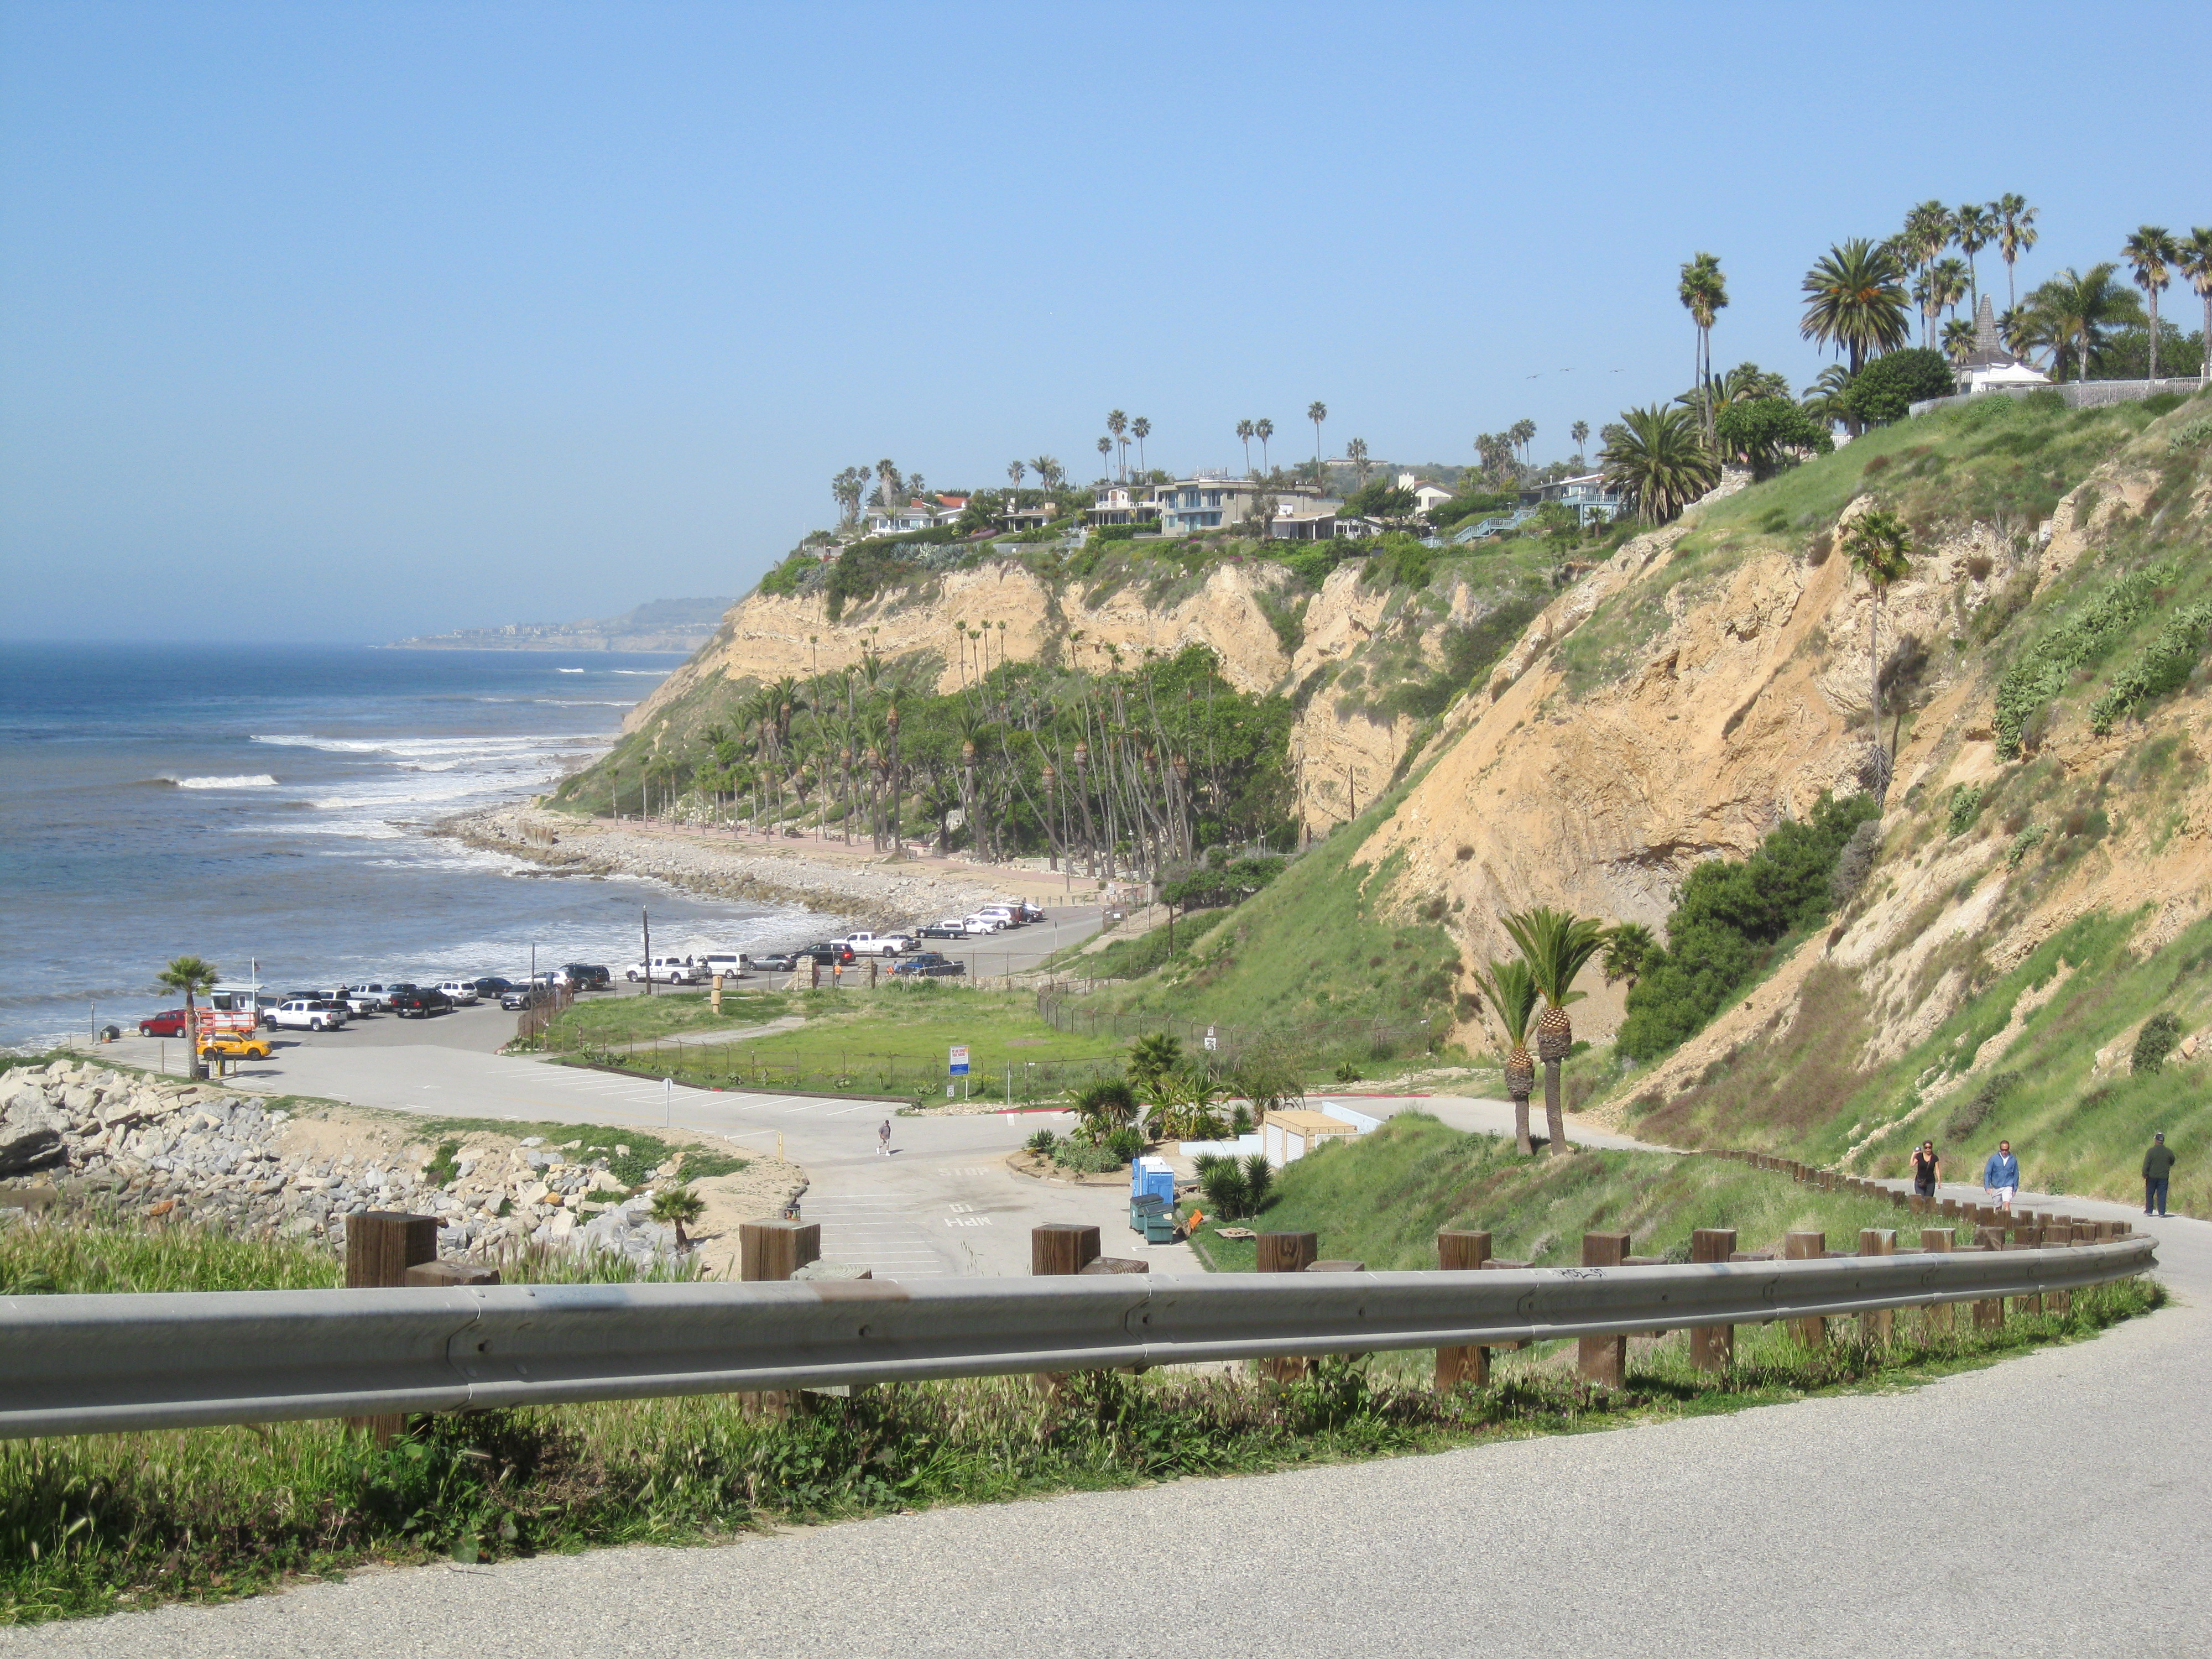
top-left (1204, 1025), bottom-right (1218, 1052)
top-left (949, 1044), bottom-right (971, 1077)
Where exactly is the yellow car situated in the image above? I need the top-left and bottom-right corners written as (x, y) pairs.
top-left (197, 1034), bottom-right (273, 1061)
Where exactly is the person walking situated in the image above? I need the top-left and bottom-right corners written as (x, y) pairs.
top-left (1911, 1139), bottom-right (1940, 1198)
top-left (2143, 1131), bottom-right (2175, 1216)
top-left (1983, 1139), bottom-right (2020, 1211)
top-left (876, 1118), bottom-right (892, 1157)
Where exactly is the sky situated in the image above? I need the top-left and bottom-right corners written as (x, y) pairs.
top-left (3, 0), bottom-right (2208, 643)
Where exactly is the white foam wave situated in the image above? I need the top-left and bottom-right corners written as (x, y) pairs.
top-left (164, 773), bottom-right (279, 789)
top-left (609, 670), bottom-right (666, 675)
top-left (555, 667), bottom-right (585, 674)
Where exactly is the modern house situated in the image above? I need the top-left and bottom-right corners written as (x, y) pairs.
top-left (1526, 472), bottom-right (1624, 526)
top-left (865, 496), bottom-right (969, 536)
top-left (1954, 295), bottom-right (2049, 395)
top-left (1267, 497), bottom-right (1348, 540)
top-left (1086, 486), bottom-right (1161, 529)
top-left (1155, 474), bottom-right (1251, 533)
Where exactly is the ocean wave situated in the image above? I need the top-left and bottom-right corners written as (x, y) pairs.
top-left (153, 773), bottom-right (280, 789)
top-left (609, 670), bottom-right (666, 675)
top-left (556, 667), bottom-right (585, 674)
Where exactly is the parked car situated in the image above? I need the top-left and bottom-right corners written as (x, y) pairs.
top-left (917, 920), bottom-right (968, 941)
top-left (138, 1008), bottom-right (190, 1037)
top-left (961, 914), bottom-right (1006, 935)
top-left (1008, 900), bottom-right (1046, 924)
top-left (974, 906), bottom-right (1020, 929)
top-left (557, 963), bottom-right (611, 990)
top-left (749, 951), bottom-right (800, 973)
top-left (343, 984), bottom-right (396, 1010)
top-left (625, 956), bottom-right (703, 984)
top-left (434, 980), bottom-right (481, 1005)
top-left (700, 952), bottom-right (744, 978)
top-left (197, 1032), bottom-right (273, 1061)
top-left (889, 952), bottom-right (967, 978)
top-left (269, 999), bottom-right (347, 1032)
top-left (836, 931), bottom-right (913, 958)
top-left (794, 941), bottom-right (855, 966)
top-left (500, 984), bottom-right (555, 1010)
top-left (326, 988), bottom-right (383, 1016)
top-left (391, 988), bottom-right (453, 1018)
top-left (471, 977), bottom-right (514, 998)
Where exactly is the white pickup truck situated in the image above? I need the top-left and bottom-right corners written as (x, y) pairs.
top-left (836, 930), bottom-right (914, 957)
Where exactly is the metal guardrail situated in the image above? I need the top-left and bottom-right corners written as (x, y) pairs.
top-left (0, 1237), bottom-right (2152, 1438)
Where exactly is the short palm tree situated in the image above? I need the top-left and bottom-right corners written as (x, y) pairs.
top-left (1499, 909), bottom-right (1606, 1157)
top-left (1071, 1076), bottom-right (1139, 1140)
top-left (2184, 228), bottom-right (2212, 389)
top-left (2121, 226), bottom-right (2179, 381)
top-left (2027, 265), bottom-right (2143, 381)
top-left (1942, 315), bottom-right (1978, 369)
top-left (1600, 404), bottom-right (1718, 523)
top-left (1993, 195), bottom-right (2037, 312)
top-left (1470, 956), bottom-right (1540, 1155)
top-left (157, 954), bottom-right (221, 1081)
top-left (1800, 365), bottom-right (1855, 429)
top-left (1843, 509), bottom-right (1912, 804)
top-left (650, 1183), bottom-right (705, 1250)
top-left (1307, 400), bottom-right (1328, 461)
top-left (1801, 241), bottom-right (1911, 432)
top-left (1126, 1031), bottom-right (1183, 1094)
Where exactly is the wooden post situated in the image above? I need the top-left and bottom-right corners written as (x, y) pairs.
top-left (345, 1212), bottom-right (439, 1442)
top-left (1256, 1232), bottom-right (1318, 1381)
top-left (402, 1260), bottom-right (500, 1287)
top-left (739, 1219), bottom-right (820, 1417)
top-left (1858, 1229), bottom-right (1896, 1345)
top-left (1434, 1229), bottom-right (1492, 1392)
top-left (1578, 1231), bottom-right (1631, 1387)
top-left (1921, 1227), bottom-right (1954, 1332)
top-left (1783, 1232), bottom-right (1826, 1349)
top-left (1688, 1228), bottom-right (1736, 1371)
top-left (1972, 1225), bottom-right (2007, 1330)
top-left (1031, 1222), bottom-right (1100, 1276)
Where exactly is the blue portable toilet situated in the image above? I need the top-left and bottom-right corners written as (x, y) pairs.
top-left (1131, 1154), bottom-right (1176, 1206)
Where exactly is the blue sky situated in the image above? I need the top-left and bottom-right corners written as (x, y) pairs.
top-left (4, 0), bottom-right (2206, 642)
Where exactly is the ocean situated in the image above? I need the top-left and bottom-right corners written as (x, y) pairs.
top-left (0, 641), bottom-right (825, 1050)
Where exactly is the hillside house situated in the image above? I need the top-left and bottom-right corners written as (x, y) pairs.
top-left (1086, 485), bottom-right (1161, 529)
top-left (1955, 295), bottom-right (2049, 395)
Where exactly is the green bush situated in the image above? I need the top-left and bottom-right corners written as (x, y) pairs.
top-left (1945, 1070), bottom-right (2019, 1143)
top-left (1995, 564), bottom-right (2171, 756)
top-left (1617, 792), bottom-right (1880, 1061)
top-left (2132, 1012), bottom-right (2182, 1076)
top-left (1845, 349), bottom-right (1957, 426)
top-left (2090, 603), bottom-right (2212, 735)
top-left (1947, 783), bottom-right (1985, 836)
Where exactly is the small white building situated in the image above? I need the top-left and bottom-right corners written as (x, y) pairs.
top-left (1957, 295), bottom-right (2049, 395)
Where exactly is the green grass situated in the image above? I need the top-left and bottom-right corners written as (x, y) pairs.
top-left (535, 989), bottom-right (792, 1046)
top-left (0, 1217), bottom-right (2158, 1625)
top-left (1186, 1114), bottom-right (1947, 1272)
top-left (406, 1117), bottom-right (748, 1186)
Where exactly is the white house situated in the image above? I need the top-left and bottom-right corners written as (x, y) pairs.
top-left (1957, 295), bottom-right (2049, 394)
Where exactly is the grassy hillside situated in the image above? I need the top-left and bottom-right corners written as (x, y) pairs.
top-left (1190, 1113), bottom-right (1926, 1272)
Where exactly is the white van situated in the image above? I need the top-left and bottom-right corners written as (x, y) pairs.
top-left (701, 952), bottom-right (744, 979)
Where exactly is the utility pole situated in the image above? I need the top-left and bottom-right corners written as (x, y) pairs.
top-left (642, 906), bottom-right (653, 995)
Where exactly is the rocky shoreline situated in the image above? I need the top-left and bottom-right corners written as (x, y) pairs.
top-left (437, 804), bottom-right (1040, 928)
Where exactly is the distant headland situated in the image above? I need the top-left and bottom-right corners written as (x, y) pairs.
top-left (387, 596), bottom-right (734, 653)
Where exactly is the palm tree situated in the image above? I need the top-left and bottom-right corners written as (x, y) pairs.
top-left (1500, 908), bottom-right (1606, 1158)
top-left (1471, 957), bottom-right (1540, 1156)
top-left (1032, 454), bottom-right (1061, 495)
top-left (158, 954), bottom-right (221, 1081)
top-left (1007, 458), bottom-right (1025, 508)
top-left (650, 1182), bottom-right (705, 1249)
top-left (2122, 226), bottom-right (2180, 382)
top-left (1570, 420), bottom-right (1590, 464)
top-left (1993, 194), bottom-right (2037, 313)
top-left (1255, 418), bottom-right (1274, 473)
top-left (2028, 265), bottom-right (2144, 381)
top-left (1843, 509), bottom-right (1912, 805)
top-left (1345, 436), bottom-right (1370, 482)
top-left (1599, 404), bottom-right (1718, 523)
top-left (1800, 365), bottom-right (1854, 430)
top-left (1071, 1077), bottom-right (1140, 1141)
top-left (1106, 410), bottom-right (1129, 481)
top-left (1307, 400), bottom-right (1328, 461)
top-left (1898, 200), bottom-right (1956, 347)
top-left (1800, 239), bottom-right (1911, 379)
top-left (1954, 202), bottom-right (1992, 310)
top-left (1235, 419), bottom-right (1255, 473)
top-left (1913, 259), bottom-right (1967, 353)
top-left (1131, 416), bottom-right (1150, 477)
top-left (1096, 435), bottom-right (1113, 479)
top-left (1678, 252), bottom-right (1728, 442)
top-left (1942, 315), bottom-right (1978, 369)
top-left (1509, 417), bottom-right (1537, 466)
top-left (874, 458), bottom-right (902, 515)
top-left (1600, 922), bottom-right (1657, 989)
top-left (2184, 228), bottom-right (2212, 389)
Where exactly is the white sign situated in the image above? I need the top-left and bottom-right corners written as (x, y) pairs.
top-left (949, 1044), bottom-right (971, 1076)
top-left (1203, 1025), bottom-right (1218, 1052)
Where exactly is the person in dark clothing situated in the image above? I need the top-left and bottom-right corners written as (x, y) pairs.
top-left (2143, 1133), bottom-right (2176, 1216)
top-left (1911, 1140), bottom-right (1940, 1197)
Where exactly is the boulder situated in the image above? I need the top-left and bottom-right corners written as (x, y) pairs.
top-left (0, 1126), bottom-right (67, 1178)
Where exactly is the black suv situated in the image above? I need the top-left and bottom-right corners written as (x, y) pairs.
top-left (561, 963), bottom-right (612, 991)
top-left (392, 988), bottom-right (454, 1018)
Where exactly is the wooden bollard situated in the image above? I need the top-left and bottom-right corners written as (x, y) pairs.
top-left (1434, 1229), bottom-right (1491, 1392)
top-left (1921, 1228), bottom-right (1955, 1332)
top-left (739, 1218), bottom-right (821, 1417)
top-left (402, 1259), bottom-right (501, 1287)
top-left (1031, 1222), bottom-right (1100, 1276)
top-left (1783, 1232), bottom-right (1827, 1349)
top-left (1256, 1232), bottom-right (1318, 1381)
top-left (1577, 1231), bottom-right (1631, 1387)
top-left (1858, 1229), bottom-right (1896, 1345)
top-left (345, 1212), bottom-right (440, 1442)
top-left (1689, 1228), bottom-right (1736, 1371)
top-left (1971, 1225), bottom-right (2007, 1331)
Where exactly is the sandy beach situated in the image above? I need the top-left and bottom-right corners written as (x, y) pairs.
top-left (437, 804), bottom-right (1114, 928)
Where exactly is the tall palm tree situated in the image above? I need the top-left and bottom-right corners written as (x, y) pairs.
top-left (1096, 435), bottom-right (1113, 479)
top-left (1570, 420), bottom-right (1589, 463)
top-left (1471, 957), bottom-right (1540, 1156)
top-left (1599, 404), bottom-right (1718, 523)
top-left (1678, 252), bottom-right (1728, 442)
top-left (2028, 264), bottom-right (2144, 381)
top-left (1509, 417), bottom-right (1537, 466)
top-left (1130, 416), bottom-right (1150, 477)
top-left (1106, 410), bottom-right (1129, 481)
top-left (1898, 200), bottom-right (1956, 347)
top-left (2183, 228), bottom-right (2212, 389)
top-left (1500, 908), bottom-right (1606, 1158)
top-left (1235, 419), bottom-right (1255, 473)
top-left (1255, 418), bottom-right (1274, 473)
top-left (1031, 455), bottom-right (1060, 495)
top-left (1006, 458), bottom-right (1025, 508)
top-left (2122, 226), bottom-right (2179, 382)
top-left (158, 955), bottom-right (221, 1081)
top-left (1993, 194), bottom-right (2037, 312)
top-left (1954, 202), bottom-right (1992, 311)
top-left (1345, 436), bottom-right (1370, 482)
top-left (1843, 509), bottom-right (1912, 805)
top-left (1913, 259), bottom-right (1968, 353)
top-left (1307, 400), bottom-right (1328, 462)
top-left (1800, 239), bottom-right (1911, 378)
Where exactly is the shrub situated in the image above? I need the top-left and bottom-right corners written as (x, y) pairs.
top-left (1994, 564), bottom-right (2171, 756)
top-left (1199, 1160), bottom-right (1250, 1219)
top-left (1025, 1129), bottom-right (1060, 1156)
top-left (1828, 818), bottom-right (1882, 906)
top-left (1945, 1070), bottom-right (2019, 1142)
top-left (1105, 1125), bottom-right (1145, 1162)
top-left (1054, 1139), bottom-right (1122, 1175)
top-left (2132, 1012), bottom-right (2183, 1076)
top-left (1844, 349), bottom-right (1956, 426)
top-left (2089, 603), bottom-right (2212, 735)
top-left (1947, 783), bottom-right (1985, 837)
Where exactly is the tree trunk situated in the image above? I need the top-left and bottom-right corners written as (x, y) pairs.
top-left (1513, 1091), bottom-right (1532, 1157)
top-left (1870, 591), bottom-right (1885, 805)
top-left (1543, 1061), bottom-right (1567, 1156)
top-left (185, 989), bottom-right (204, 1081)
top-left (2147, 289), bottom-right (2159, 382)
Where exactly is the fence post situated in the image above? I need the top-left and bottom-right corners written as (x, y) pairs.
top-left (1921, 1228), bottom-right (1955, 1332)
top-left (345, 1212), bottom-right (439, 1443)
top-left (1783, 1232), bottom-right (1827, 1349)
top-left (1858, 1229), bottom-right (1897, 1345)
top-left (738, 1218), bottom-right (821, 1417)
top-left (1434, 1229), bottom-right (1491, 1393)
top-left (1577, 1231), bottom-right (1631, 1386)
top-left (1031, 1222), bottom-right (1100, 1276)
top-left (1256, 1231), bottom-right (1318, 1382)
top-left (1689, 1227), bottom-right (1737, 1371)
top-left (1971, 1225), bottom-right (2007, 1330)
